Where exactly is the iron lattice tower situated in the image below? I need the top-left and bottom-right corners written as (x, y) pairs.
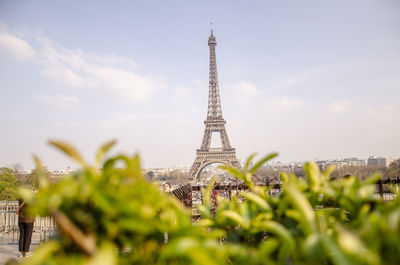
top-left (188, 30), bottom-right (241, 182)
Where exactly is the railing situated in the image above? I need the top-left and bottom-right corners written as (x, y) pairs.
top-left (0, 201), bottom-right (57, 245)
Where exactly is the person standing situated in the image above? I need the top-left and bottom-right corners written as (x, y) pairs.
top-left (16, 192), bottom-right (35, 257)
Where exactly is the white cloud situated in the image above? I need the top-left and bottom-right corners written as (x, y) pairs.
top-left (230, 81), bottom-right (260, 106)
top-left (42, 65), bottom-right (84, 87)
top-left (35, 34), bottom-right (164, 101)
top-left (0, 33), bottom-right (37, 62)
top-left (265, 97), bottom-right (303, 111)
top-left (1, 26), bottom-right (163, 102)
top-left (232, 81), bottom-right (259, 97)
top-left (365, 104), bottom-right (400, 122)
top-left (70, 112), bottom-right (169, 131)
top-left (34, 93), bottom-right (80, 109)
top-left (173, 80), bottom-right (205, 100)
top-left (328, 100), bottom-right (349, 113)
top-left (229, 81), bottom-right (303, 113)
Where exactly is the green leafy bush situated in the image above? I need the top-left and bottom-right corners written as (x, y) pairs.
top-left (198, 156), bottom-right (400, 265)
top-left (20, 141), bottom-right (224, 265)
top-left (20, 141), bottom-right (400, 265)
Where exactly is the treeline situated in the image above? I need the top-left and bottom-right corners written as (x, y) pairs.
top-left (145, 169), bottom-right (187, 185)
top-left (0, 164), bottom-right (42, 200)
top-left (144, 160), bottom-right (400, 186)
top-left (256, 159), bottom-right (400, 184)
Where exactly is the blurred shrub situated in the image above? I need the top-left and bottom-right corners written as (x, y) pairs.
top-left (20, 141), bottom-right (400, 265)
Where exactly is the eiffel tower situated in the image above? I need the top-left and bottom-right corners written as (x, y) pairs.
top-left (188, 30), bottom-right (241, 182)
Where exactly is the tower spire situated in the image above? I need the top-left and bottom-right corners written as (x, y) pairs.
top-left (207, 29), bottom-right (223, 120)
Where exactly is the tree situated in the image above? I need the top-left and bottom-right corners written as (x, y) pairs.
top-left (25, 169), bottom-right (41, 188)
top-left (255, 167), bottom-right (281, 185)
top-left (169, 169), bottom-right (186, 182)
top-left (388, 159), bottom-right (400, 178)
top-left (25, 167), bottom-right (52, 188)
top-left (11, 162), bottom-right (25, 183)
top-left (331, 165), bottom-right (387, 180)
top-left (162, 169), bottom-right (186, 185)
top-left (0, 167), bottom-right (19, 200)
top-left (145, 170), bottom-right (155, 181)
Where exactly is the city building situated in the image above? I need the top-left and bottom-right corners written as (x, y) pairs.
top-left (367, 156), bottom-right (390, 167)
top-left (315, 158), bottom-right (366, 170)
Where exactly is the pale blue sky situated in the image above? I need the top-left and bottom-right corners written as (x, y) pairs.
top-left (0, 0), bottom-right (399, 169)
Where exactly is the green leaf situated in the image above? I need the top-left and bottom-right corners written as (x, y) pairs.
top-left (219, 165), bottom-right (244, 182)
top-left (304, 162), bottom-right (321, 191)
top-left (197, 204), bottom-right (212, 219)
top-left (362, 173), bottom-right (381, 185)
top-left (244, 153), bottom-right (258, 170)
top-left (320, 234), bottom-right (352, 265)
top-left (286, 182), bottom-right (316, 235)
top-left (303, 233), bottom-right (322, 259)
top-left (337, 227), bottom-right (366, 256)
top-left (357, 185), bottom-right (376, 199)
top-left (249, 153), bottom-right (278, 175)
top-left (281, 172), bottom-right (289, 185)
top-left (221, 210), bottom-right (247, 227)
top-left (388, 209), bottom-right (400, 231)
top-left (240, 191), bottom-right (271, 211)
top-left (95, 139), bottom-right (117, 167)
top-left (86, 243), bottom-right (117, 265)
top-left (32, 154), bottom-right (44, 169)
top-left (32, 154), bottom-right (50, 189)
top-left (323, 164), bottom-right (336, 179)
top-left (21, 241), bottom-right (60, 265)
top-left (49, 140), bottom-right (87, 168)
top-left (130, 154), bottom-right (143, 178)
top-left (262, 221), bottom-right (295, 250)
top-left (202, 177), bottom-right (217, 207)
top-left (18, 187), bottom-right (35, 203)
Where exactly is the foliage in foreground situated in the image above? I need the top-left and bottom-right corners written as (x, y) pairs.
top-left (19, 141), bottom-right (400, 265)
